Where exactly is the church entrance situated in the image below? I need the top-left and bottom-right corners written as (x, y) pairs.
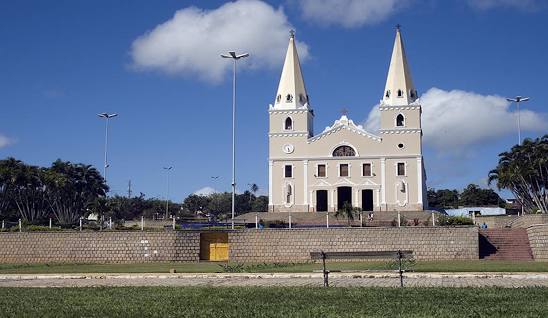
top-left (337, 187), bottom-right (352, 210)
top-left (362, 189), bottom-right (374, 211)
top-left (316, 190), bottom-right (328, 212)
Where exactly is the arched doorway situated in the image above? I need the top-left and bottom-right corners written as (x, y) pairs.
top-left (337, 187), bottom-right (352, 210)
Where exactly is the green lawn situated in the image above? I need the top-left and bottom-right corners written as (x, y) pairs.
top-left (1, 260), bottom-right (547, 274)
top-left (0, 287), bottom-right (546, 317)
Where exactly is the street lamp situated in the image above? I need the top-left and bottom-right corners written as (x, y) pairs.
top-left (506, 96), bottom-right (530, 145)
top-left (97, 113), bottom-right (118, 183)
top-left (163, 166), bottom-right (173, 219)
top-left (221, 51), bottom-right (249, 229)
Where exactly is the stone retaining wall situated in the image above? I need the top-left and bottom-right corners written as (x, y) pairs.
top-left (527, 225), bottom-right (548, 260)
top-left (229, 227), bottom-right (479, 263)
top-left (510, 215), bottom-right (548, 229)
top-left (0, 231), bottom-right (200, 264)
top-left (475, 215), bottom-right (518, 229)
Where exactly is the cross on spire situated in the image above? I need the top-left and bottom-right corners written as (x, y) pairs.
top-left (340, 108), bottom-right (349, 116)
top-left (396, 24), bottom-right (401, 31)
top-left (289, 29), bottom-right (295, 38)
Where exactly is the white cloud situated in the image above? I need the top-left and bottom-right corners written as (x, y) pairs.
top-left (297, 0), bottom-right (409, 28)
top-left (364, 87), bottom-right (547, 151)
top-left (0, 134), bottom-right (14, 149)
top-left (468, 0), bottom-right (543, 11)
top-left (193, 186), bottom-right (217, 196)
top-left (131, 0), bottom-right (308, 82)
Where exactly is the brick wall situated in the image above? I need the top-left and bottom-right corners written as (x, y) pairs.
top-left (229, 227), bottom-right (479, 263)
top-left (0, 231), bottom-right (200, 264)
top-left (475, 215), bottom-right (518, 229)
top-left (527, 225), bottom-right (548, 260)
top-left (510, 215), bottom-right (548, 229)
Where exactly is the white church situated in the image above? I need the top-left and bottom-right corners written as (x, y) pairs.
top-left (268, 27), bottom-right (427, 213)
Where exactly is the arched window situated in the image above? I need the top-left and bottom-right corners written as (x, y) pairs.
top-left (286, 184), bottom-right (292, 204)
top-left (276, 94), bottom-right (281, 103)
top-left (396, 114), bottom-right (405, 127)
top-left (332, 145), bottom-right (356, 157)
top-left (385, 90), bottom-right (391, 98)
top-left (299, 94), bottom-right (305, 104)
top-left (286, 94), bottom-right (293, 102)
top-left (397, 89), bottom-right (403, 97)
top-left (284, 117), bottom-right (293, 130)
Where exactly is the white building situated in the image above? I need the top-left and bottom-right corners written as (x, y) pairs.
top-left (268, 28), bottom-right (427, 213)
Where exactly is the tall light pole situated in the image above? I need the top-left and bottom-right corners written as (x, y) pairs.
top-left (221, 51), bottom-right (249, 229)
top-left (163, 166), bottom-right (173, 219)
top-left (97, 113), bottom-right (118, 183)
top-left (506, 96), bottom-right (530, 145)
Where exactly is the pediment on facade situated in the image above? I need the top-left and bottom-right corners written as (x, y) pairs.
top-left (308, 115), bottom-right (381, 144)
top-left (360, 179), bottom-right (381, 188)
top-left (310, 179), bottom-right (332, 187)
top-left (333, 177), bottom-right (356, 186)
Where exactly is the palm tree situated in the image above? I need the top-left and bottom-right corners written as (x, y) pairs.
top-left (488, 135), bottom-right (547, 214)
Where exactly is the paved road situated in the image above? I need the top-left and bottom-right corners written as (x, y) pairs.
top-left (1, 273), bottom-right (548, 288)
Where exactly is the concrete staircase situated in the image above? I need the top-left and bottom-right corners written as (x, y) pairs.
top-left (479, 229), bottom-right (534, 260)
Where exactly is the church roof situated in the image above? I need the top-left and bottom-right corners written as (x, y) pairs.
top-left (308, 115), bottom-right (381, 143)
top-left (382, 26), bottom-right (418, 106)
top-left (273, 30), bottom-right (310, 110)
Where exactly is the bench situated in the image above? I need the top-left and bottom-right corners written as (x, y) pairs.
top-left (310, 250), bottom-right (414, 287)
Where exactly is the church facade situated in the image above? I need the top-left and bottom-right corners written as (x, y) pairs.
top-left (268, 28), bottom-right (427, 213)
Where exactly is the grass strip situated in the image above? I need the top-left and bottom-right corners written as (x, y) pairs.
top-left (0, 286), bottom-right (547, 317)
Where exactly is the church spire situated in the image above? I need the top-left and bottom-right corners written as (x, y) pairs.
top-left (383, 25), bottom-right (417, 106)
top-left (274, 30), bottom-right (309, 109)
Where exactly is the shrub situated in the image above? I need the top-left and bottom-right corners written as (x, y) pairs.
top-left (25, 225), bottom-right (62, 232)
top-left (438, 215), bottom-right (474, 226)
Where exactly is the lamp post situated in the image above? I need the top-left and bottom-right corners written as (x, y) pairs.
top-left (221, 51), bottom-right (249, 229)
top-left (163, 166), bottom-right (173, 219)
top-left (97, 113), bottom-right (118, 183)
top-left (506, 96), bottom-right (530, 145)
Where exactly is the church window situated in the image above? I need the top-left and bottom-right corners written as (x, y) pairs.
top-left (286, 94), bottom-right (293, 102)
top-left (332, 145), bottom-right (356, 157)
top-left (397, 162), bottom-right (405, 176)
top-left (299, 94), bottom-right (305, 104)
top-left (286, 184), bottom-right (292, 204)
top-left (284, 165), bottom-right (293, 178)
top-left (385, 90), bottom-right (391, 98)
top-left (396, 114), bottom-right (405, 127)
top-left (317, 164), bottom-right (326, 177)
top-left (362, 163), bottom-right (372, 177)
top-left (410, 90), bottom-right (416, 98)
top-left (397, 89), bottom-right (403, 97)
top-left (398, 143), bottom-right (404, 149)
top-left (276, 94), bottom-right (281, 103)
top-left (284, 117), bottom-right (293, 130)
top-left (339, 164), bottom-right (349, 177)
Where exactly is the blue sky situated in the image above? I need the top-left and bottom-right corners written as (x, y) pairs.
top-left (1, 0), bottom-right (547, 201)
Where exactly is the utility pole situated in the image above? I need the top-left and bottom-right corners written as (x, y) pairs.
top-left (506, 96), bottom-right (530, 145)
top-left (221, 51), bottom-right (249, 229)
top-left (128, 180), bottom-right (132, 198)
top-left (163, 167), bottom-right (173, 219)
top-left (97, 113), bottom-right (118, 183)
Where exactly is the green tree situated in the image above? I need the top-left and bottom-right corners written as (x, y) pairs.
top-left (335, 202), bottom-right (359, 226)
top-left (488, 135), bottom-right (547, 214)
top-left (1, 158), bottom-right (48, 223)
top-left (459, 184), bottom-right (504, 207)
top-left (206, 192), bottom-right (232, 220)
top-left (44, 160), bottom-right (108, 225)
top-left (251, 195), bottom-right (268, 212)
top-left (182, 194), bottom-right (210, 215)
top-left (427, 188), bottom-right (459, 209)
